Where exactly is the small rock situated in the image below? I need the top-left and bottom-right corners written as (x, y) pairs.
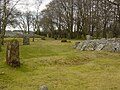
top-left (41, 37), bottom-right (46, 40)
top-left (0, 72), bottom-right (5, 75)
top-left (40, 86), bottom-right (48, 90)
top-left (61, 39), bottom-right (67, 42)
top-left (67, 41), bottom-right (71, 43)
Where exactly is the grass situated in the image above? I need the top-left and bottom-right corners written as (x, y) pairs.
top-left (0, 38), bottom-right (120, 90)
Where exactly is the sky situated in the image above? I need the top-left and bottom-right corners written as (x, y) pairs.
top-left (7, 0), bottom-right (52, 30)
top-left (14, 0), bottom-right (52, 12)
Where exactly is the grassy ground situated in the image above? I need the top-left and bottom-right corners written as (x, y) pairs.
top-left (0, 38), bottom-right (120, 90)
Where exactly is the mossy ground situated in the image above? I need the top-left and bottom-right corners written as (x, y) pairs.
top-left (0, 38), bottom-right (120, 90)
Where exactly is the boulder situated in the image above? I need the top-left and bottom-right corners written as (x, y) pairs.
top-left (80, 41), bottom-right (90, 51)
top-left (85, 41), bottom-right (96, 51)
top-left (76, 42), bottom-right (84, 50)
top-left (61, 39), bottom-right (67, 42)
top-left (73, 42), bottom-right (80, 49)
top-left (95, 44), bottom-right (105, 51)
top-left (40, 86), bottom-right (48, 90)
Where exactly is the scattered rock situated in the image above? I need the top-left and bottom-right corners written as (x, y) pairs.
top-left (96, 44), bottom-right (105, 51)
top-left (41, 37), bottom-right (46, 40)
top-left (85, 41), bottom-right (96, 51)
top-left (74, 38), bottom-right (120, 52)
top-left (74, 42), bottom-right (80, 49)
top-left (40, 86), bottom-right (48, 90)
top-left (61, 39), bottom-right (67, 42)
top-left (0, 72), bottom-right (5, 75)
top-left (67, 40), bottom-right (71, 43)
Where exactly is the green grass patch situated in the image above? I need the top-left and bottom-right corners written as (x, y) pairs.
top-left (0, 38), bottom-right (120, 90)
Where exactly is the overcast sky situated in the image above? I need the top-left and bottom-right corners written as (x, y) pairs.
top-left (14, 0), bottom-right (52, 12)
top-left (7, 0), bottom-right (52, 30)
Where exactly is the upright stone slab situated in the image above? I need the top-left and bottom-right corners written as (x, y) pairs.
top-left (86, 35), bottom-right (91, 40)
top-left (23, 34), bottom-right (30, 45)
top-left (6, 39), bottom-right (20, 67)
top-left (47, 34), bottom-right (49, 38)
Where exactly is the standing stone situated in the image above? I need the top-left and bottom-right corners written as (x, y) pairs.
top-left (23, 34), bottom-right (30, 45)
top-left (47, 34), bottom-right (49, 38)
top-left (86, 35), bottom-right (91, 40)
top-left (6, 39), bottom-right (20, 67)
top-left (41, 36), bottom-right (46, 40)
top-left (40, 86), bottom-right (48, 90)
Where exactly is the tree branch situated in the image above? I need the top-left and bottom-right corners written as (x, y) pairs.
top-left (7, 0), bottom-right (21, 18)
top-left (106, 0), bottom-right (118, 5)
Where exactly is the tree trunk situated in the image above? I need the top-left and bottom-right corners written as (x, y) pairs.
top-left (32, 34), bottom-right (35, 42)
top-left (103, 23), bottom-right (107, 38)
top-left (1, 0), bottom-right (7, 45)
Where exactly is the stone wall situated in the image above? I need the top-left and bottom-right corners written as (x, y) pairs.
top-left (74, 38), bottom-right (120, 52)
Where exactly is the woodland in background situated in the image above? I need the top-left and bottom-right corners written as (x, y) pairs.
top-left (40, 0), bottom-right (120, 39)
top-left (0, 0), bottom-right (120, 41)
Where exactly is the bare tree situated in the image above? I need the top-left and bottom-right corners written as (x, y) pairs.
top-left (32, 0), bottom-right (42, 41)
top-left (0, 0), bottom-right (21, 45)
top-left (39, 0), bottom-right (120, 39)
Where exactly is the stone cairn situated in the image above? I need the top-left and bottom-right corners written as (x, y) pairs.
top-left (23, 34), bottom-right (30, 45)
top-left (6, 39), bottom-right (20, 67)
top-left (74, 35), bottom-right (120, 52)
